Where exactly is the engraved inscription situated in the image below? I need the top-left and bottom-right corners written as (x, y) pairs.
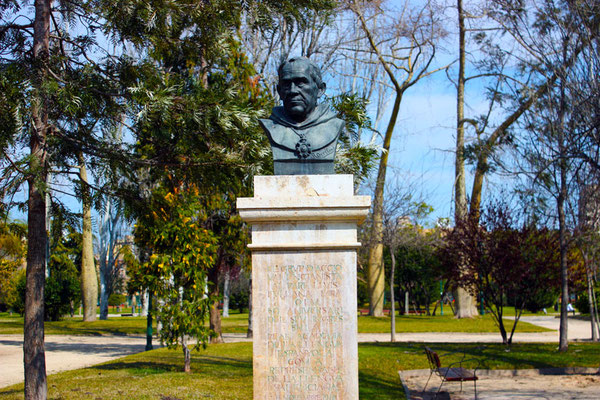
top-left (265, 263), bottom-right (346, 399)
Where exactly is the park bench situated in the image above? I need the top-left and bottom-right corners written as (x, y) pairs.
top-left (422, 346), bottom-right (480, 399)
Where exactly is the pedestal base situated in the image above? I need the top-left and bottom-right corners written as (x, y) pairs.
top-left (238, 175), bottom-right (370, 400)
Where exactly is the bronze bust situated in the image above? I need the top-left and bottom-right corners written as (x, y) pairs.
top-left (259, 57), bottom-right (344, 175)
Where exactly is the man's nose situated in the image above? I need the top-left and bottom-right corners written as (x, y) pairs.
top-left (289, 83), bottom-right (300, 93)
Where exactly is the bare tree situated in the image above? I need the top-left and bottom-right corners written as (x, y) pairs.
top-left (494, 0), bottom-right (599, 352)
top-left (96, 196), bottom-right (127, 320)
top-left (381, 176), bottom-right (434, 341)
top-left (347, 0), bottom-right (448, 316)
top-left (577, 181), bottom-right (600, 341)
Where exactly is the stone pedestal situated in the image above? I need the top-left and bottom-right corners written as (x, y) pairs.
top-left (237, 175), bottom-right (370, 400)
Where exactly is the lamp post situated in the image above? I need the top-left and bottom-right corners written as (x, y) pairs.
top-left (440, 280), bottom-right (444, 316)
top-left (145, 294), bottom-right (153, 351)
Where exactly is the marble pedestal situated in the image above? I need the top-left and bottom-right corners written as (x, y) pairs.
top-left (237, 175), bottom-right (371, 400)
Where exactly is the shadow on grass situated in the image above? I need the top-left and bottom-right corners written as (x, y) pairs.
top-left (451, 344), bottom-right (558, 370)
top-left (0, 388), bottom-right (22, 396)
top-left (358, 371), bottom-right (404, 399)
top-left (410, 343), bottom-right (600, 370)
top-left (93, 360), bottom-right (177, 374)
top-left (0, 339), bottom-right (146, 357)
top-left (360, 342), bottom-right (600, 371)
top-left (93, 354), bottom-right (252, 376)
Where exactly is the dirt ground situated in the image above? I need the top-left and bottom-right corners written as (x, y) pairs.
top-left (400, 369), bottom-right (600, 400)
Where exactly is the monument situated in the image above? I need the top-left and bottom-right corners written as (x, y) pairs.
top-left (259, 57), bottom-right (345, 175)
top-left (237, 57), bottom-right (370, 399)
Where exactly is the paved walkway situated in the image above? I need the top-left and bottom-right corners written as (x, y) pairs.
top-left (0, 316), bottom-right (596, 389)
top-left (356, 315), bottom-right (594, 343)
top-left (400, 368), bottom-right (600, 399)
top-left (0, 334), bottom-right (149, 388)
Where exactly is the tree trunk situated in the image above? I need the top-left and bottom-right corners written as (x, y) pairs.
top-left (99, 274), bottom-right (109, 320)
top-left (455, 0), bottom-right (467, 224)
top-left (182, 334), bottom-right (191, 373)
top-left (390, 249), bottom-right (396, 342)
top-left (558, 167), bottom-right (569, 352)
top-left (79, 156), bottom-right (97, 321)
top-left (593, 281), bottom-right (600, 340)
top-left (454, 0), bottom-right (479, 319)
top-left (141, 289), bottom-right (149, 317)
top-left (208, 264), bottom-right (223, 344)
top-left (25, 170), bottom-right (48, 400)
top-left (583, 255), bottom-right (598, 341)
top-left (368, 93), bottom-right (402, 316)
top-left (209, 300), bottom-right (223, 343)
top-left (557, 66), bottom-right (569, 352)
top-left (453, 287), bottom-right (478, 318)
top-left (145, 294), bottom-right (153, 351)
top-left (24, 1), bottom-right (51, 398)
top-left (222, 269), bottom-right (230, 318)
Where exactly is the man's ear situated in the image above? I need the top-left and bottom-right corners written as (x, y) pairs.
top-left (276, 83), bottom-right (283, 100)
top-left (318, 82), bottom-right (326, 98)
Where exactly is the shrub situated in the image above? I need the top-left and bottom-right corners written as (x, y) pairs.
top-left (229, 291), bottom-right (248, 313)
top-left (575, 287), bottom-right (600, 314)
top-left (45, 242), bottom-right (81, 321)
top-left (45, 267), bottom-right (80, 321)
top-left (357, 279), bottom-right (368, 308)
top-left (10, 270), bottom-right (26, 315)
top-left (523, 287), bottom-right (558, 313)
top-left (12, 247), bottom-right (81, 321)
top-left (108, 293), bottom-right (126, 307)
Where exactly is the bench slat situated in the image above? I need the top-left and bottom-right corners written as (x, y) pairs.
top-left (438, 367), bottom-right (478, 381)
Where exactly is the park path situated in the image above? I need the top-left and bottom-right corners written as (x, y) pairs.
top-left (0, 334), bottom-right (149, 389)
top-left (0, 315), bottom-right (596, 389)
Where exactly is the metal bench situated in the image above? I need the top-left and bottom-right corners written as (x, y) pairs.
top-left (423, 346), bottom-right (480, 399)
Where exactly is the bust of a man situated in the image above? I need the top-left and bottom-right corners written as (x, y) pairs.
top-left (259, 57), bottom-right (344, 175)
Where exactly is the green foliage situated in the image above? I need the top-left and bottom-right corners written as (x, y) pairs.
top-left (392, 240), bottom-right (442, 312)
top-left (383, 224), bottom-right (443, 313)
top-left (522, 289), bottom-right (558, 313)
top-left (357, 279), bottom-right (369, 307)
top-left (574, 286), bottom-right (600, 314)
top-left (13, 239), bottom-right (82, 321)
top-left (331, 93), bottom-right (378, 183)
top-left (44, 241), bottom-right (82, 321)
top-left (132, 185), bottom-right (219, 350)
top-left (10, 270), bottom-right (26, 315)
top-left (0, 220), bottom-right (26, 310)
top-left (225, 270), bottom-right (250, 313)
top-left (108, 294), bottom-right (126, 307)
top-left (229, 291), bottom-right (249, 314)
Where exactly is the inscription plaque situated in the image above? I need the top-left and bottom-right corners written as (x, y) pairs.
top-left (262, 260), bottom-right (350, 399)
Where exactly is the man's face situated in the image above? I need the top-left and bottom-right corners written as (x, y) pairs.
top-left (277, 61), bottom-right (322, 122)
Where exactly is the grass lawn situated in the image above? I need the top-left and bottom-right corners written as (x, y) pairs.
top-left (0, 311), bottom-right (551, 336)
top-left (0, 313), bottom-right (154, 336)
top-left (358, 313), bottom-right (553, 333)
top-left (1, 342), bottom-right (598, 400)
